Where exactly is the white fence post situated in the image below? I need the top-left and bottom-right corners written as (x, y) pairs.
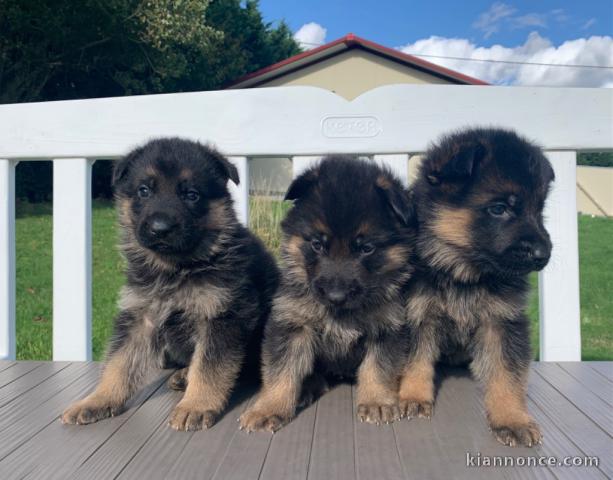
top-left (53, 158), bottom-right (95, 361)
top-left (0, 159), bottom-right (17, 360)
top-left (539, 151), bottom-right (581, 361)
top-left (228, 156), bottom-right (249, 225)
top-left (292, 156), bottom-right (322, 178)
top-left (373, 154), bottom-right (409, 186)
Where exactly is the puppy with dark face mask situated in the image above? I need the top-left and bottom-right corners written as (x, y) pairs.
top-left (399, 128), bottom-right (554, 447)
top-left (62, 138), bottom-right (278, 431)
top-left (239, 156), bottom-right (416, 433)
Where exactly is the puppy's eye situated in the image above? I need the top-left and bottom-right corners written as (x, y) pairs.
top-left (138, 185), bottom-right (150, 198)
top-left (487, 204), bottom-right (508, 217)
top-left (185, 189), bottom-right (200, 202)
top-left (360, 243), bottom-right (376, 255)
top-left (311, 239), bottom-right (323, 253)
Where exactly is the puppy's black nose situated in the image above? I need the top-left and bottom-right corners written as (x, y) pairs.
top-left (326, 289), bottom-right (348, 306)
top-left (149, 218), bottom-right (173, 237)
top-left (531, 245), bottom-right (550, 262)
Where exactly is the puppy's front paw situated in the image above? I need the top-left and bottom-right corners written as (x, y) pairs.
top-left (357, 403), bottom-right (401, 425)
top-left (239, 408), bottom-right (291, 433)
top-left (61, 399), bottom-right (121, 425)
top-left (167, 368), bottom-right (188, 391)
top-left (399, 399), bottom-right (433, 419)
top-left (491, 420), bottom-right (542, 447)
top-left (168, 403), bottom-right (217, 431)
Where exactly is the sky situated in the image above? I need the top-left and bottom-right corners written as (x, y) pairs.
top-left (258, 0), bottom-right (613, 87)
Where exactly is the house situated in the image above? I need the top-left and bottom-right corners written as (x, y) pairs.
top-left (227, 34), bottom-right (487, 196)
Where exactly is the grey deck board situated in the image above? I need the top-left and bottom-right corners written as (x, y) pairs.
top-left (0, 361), bottom-right (69, 408)
top-left (72, 376), bottom-right (180, 480)
top-left (0, 361), bottom-right (42, 388)
top-left (353, 385), bottom-right (406, 480)
top-left (0, 361), bottom-right (16, 373)
top-left (532, 363), bottom-right (612, 428)
top-left (0, 370), bottom-right (168, 480)
top-left (259, 394), bottom-right (318, 480)
top-left (527, 366), bottom-right (613, 479)
top-left (586, 362), bottom-right (613, 381)
top-left (557, 362), bottom-right (612, 405)
top-left (306, 384), bottom-right (355, 480)
top-left (0, 362), bottom-right (609, 479)
top-left (111, 381), bottom-right (255, 479)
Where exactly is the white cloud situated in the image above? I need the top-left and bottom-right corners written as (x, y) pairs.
top-left (581, 18), bottom-right (597, 30)
top-left (294, 22), bottom-right (327, 50)
top-left (473, 2), bottom-right (517, 38)
top-left (398, 32), bottom-right (613, 87)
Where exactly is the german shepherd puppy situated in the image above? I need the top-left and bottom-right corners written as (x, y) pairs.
top-left (399, 128), bottom-right (553, 447)
top-left (62, 138), bottom-right (278, 431)
top-left (239, 156), bottom-right (415, 432)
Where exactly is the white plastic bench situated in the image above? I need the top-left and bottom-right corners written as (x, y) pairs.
top-left (1, 84), bottom-right (612, 362)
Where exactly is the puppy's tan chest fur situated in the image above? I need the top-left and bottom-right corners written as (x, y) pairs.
top-left (119, 281), bottom-right (231, 330)
top-left (408, 283), bottom-right (523, 332)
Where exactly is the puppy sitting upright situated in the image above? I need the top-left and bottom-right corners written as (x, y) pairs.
top-left (240, 156), bottom-right (415, 432)
top-left (62, 138), bottom-right (278, 431)
top-left (399, 128), bottom-right (554, 447)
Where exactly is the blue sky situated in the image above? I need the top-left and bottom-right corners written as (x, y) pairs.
top-left (258, 0), bottom-right (613, 87)
top-left (260, 0), bottom-right (612, 48)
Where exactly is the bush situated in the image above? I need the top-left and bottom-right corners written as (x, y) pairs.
top-left (578, 152), bottom-right (613, 167)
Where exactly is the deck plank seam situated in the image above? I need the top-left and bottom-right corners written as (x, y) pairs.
top-left (0, 362), bottom-right (72, 409)
top-left (554, 363), bottom-right (612, 406)
top-left (75, 373), bottom-right (172, 477)
top-left (531, 366), bottom-right (612, 438)
top-left (304, 396), bottom-right (320, 480)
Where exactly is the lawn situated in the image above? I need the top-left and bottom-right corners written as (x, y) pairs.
top-left (14, 200), bottom-right (612, 361)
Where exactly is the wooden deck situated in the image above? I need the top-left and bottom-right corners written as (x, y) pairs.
top-left (0, 361), bottom-right (610, 479)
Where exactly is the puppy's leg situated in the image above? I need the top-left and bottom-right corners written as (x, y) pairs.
top-left (356, 334), bottom-right (404, 425)
top-left (168, 322), bottom-right (243, 431)
top-left (240, 321), bottom-right (315, 433)
top-left (62, 311), bottom-right (153, 425)
top-left (471, 319), bottom-right (541, 447)
top-left (398, 323), bottom-right (439, 419)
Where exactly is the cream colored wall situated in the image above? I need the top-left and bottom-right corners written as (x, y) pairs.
top-left (577, 166), bottom-right (613, 217)
top-left (257, 50), bottom-right (451, 100)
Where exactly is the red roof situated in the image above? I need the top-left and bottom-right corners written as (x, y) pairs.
top-left (227, 33), bottom-right (488, 88)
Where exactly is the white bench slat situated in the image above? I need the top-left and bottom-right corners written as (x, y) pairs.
top-left (228, 156), bottom-right (249, 225)
top-left (0, 159), bottom-right (17, 360)
top-left (0, 86), bottom-right (611, 159)
top-left (52, 159), bottom-right (94, 361)
top-left (539, 151), bottom-right (582, 361)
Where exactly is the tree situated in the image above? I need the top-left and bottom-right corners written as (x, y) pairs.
top-left (1, 0), bottom-right (302, 199)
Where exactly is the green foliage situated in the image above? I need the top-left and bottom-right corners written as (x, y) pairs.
top-left (577, 152), bottom-right (613, 167)
top-left (0, 0), bottom-right (301, 104)
top-left (3, 0), bottom-right (302, 199)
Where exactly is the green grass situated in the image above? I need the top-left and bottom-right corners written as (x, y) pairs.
top-left (15, 200), bottom-right (612, 360)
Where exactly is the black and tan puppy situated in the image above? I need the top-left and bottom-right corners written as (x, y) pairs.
top-left (239, 156), bottom-right (415, 432)
top-left (62, 138), bottom-right (278, 431)
top-left (399, 128), bottom-right (553, 447)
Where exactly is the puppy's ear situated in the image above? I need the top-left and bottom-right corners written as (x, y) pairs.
top-left (112, 149), bottom-right (140, 187)
top-left (429, 143), bottom-right (486, 185)
top-left (284, 167), bottom-right (319, 201)
top-left (376, 175), bottom-right (415, 226)
top-left (206, 147), bottom-right (240, 185)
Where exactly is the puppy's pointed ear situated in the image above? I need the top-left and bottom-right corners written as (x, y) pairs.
top-left (206, 147), bottom-right (240, 185)
top-left (376, 175), bottom-right (415, 226)
top-left (284, 167), bottom-right (319, 201)
top-left (430, 143), bottom-right (486, 185)
top-left (113, 149), bottom-right (140, 188)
